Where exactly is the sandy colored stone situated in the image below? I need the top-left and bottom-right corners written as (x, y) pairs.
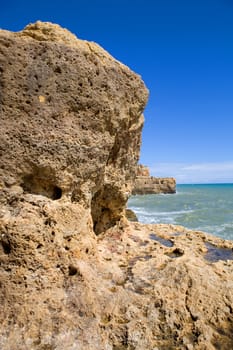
top-left (96, 222), bottom-right (233, 350)
top-left (132, 165), bottom-right (176, 194)
top-left (0, 22), bottom-right (233, 350)
top-left (0, 21), bottom-right (148, 234)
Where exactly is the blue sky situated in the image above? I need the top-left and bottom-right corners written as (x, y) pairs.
top-left (1, 0), bottom-right (233, 183)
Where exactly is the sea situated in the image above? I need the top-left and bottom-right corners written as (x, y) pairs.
top-left (127, 183), bottom-right (233, 241)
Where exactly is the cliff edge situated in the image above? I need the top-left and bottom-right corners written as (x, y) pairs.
top-left (0, 22), bottom-right (233, 350)
top-left (132, 165), bottom-right (176, 194)
top-left (0, 21), bottom-right (148, 234)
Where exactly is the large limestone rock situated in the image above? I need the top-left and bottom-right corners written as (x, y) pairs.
top-left (132, 165), bottom-right (176, 194)
top-left (0, 21), bottom-right (148, 348)
top-left (0, 22), bottom-right (233, 350)
top-left (0, 21), bottom-right (148, 234)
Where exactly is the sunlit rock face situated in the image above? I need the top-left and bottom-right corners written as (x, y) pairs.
top-left (1, 22), bottom-right (233, 350)
top-left (0, 21), bottom-right (148, 348)
top-left (0, 21), bottom-right (148, 234)
top-left (132, 165), bottom-right (176, 194)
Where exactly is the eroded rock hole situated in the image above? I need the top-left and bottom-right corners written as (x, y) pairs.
top-left (68, 265), bottom-right (78, 276)
top-left (166, 248), bottom-right (184, 258)
top-left (44, 218), bottom-right (56, 227)
top-left (91, 194), bottom-right (113, 234)
top-left (22, 173), bottom-right (62, 200)
top-left (54, 66), bottom-right (62, 73)
top-left (52, 186), bottom-right (62, 200)
top-left (1, 239), bottom-right (11, 254)
top-left (91, 186), bottom-right (123, 235)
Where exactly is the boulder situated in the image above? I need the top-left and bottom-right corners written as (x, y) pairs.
top-left (0, 21), bottom-right (148, 234)
top-left (125, 208), bottom-right (138, 222)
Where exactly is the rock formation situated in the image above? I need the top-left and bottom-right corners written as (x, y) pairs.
top-left (132, 164), bottom-right (176, 194)
top-left (0, 21), bottom-right (148, 234)
top-left (0, 22), bottom-right (233, 350)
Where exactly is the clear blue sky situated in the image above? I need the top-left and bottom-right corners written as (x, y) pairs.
top-left (1, 0), bottom-right (233, 183)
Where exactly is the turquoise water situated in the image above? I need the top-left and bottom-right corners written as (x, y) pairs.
top-left (127, 184), bottom-right (233, 241)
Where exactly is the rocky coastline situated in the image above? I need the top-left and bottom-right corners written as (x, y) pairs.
top-left (132, 165), bottom-right (176, 195)
top-left (0, 22), bottom-right (233, 350)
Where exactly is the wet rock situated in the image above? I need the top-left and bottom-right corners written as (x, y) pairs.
top-left (204, 242), bottom-right (233, 262)
top-left (149, 232), bottom-right (174, 247)
top-left (125, 208), bottom-right (138, 222)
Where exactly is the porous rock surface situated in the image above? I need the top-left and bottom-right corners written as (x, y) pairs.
top-left (1, 22), bottom-right (233, 350)
top-left (132, 165), bottom-right (176, 195)
top-left (0, 21), bottom-right (148, 234)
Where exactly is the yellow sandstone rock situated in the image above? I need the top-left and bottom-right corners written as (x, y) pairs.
top-left (0, 22), bottom-right (232, 350)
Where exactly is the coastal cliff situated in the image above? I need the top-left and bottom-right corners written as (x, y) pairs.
top-left (132, 165), bottom-right (176, 194)
top-left (0, 22), bottom-right (233, 350)
top-left (0, 21), bottom-right (148, 235)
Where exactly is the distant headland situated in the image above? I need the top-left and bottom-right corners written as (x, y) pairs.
top-left (132, 164), bottom-right (176, 194)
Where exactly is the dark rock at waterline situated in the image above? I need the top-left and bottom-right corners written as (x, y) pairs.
top-left (125, 208), bottom-right (138, 222)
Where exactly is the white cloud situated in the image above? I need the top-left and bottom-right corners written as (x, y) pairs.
top-left (149, 161), bottom-right (233, 184)
top-left (183, 162), bottom-right (233, 171)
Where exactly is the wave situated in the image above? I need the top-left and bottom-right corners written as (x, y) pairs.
top-left (138, 215), bottom-right (176, 225)
top-left (129, 207), bottom-right (194, 217)
top-left (198, 223), bottom-right (233, 236)
top-left (128, 185), bottom-right (233, 241)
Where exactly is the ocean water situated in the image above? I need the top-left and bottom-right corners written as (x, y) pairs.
top-left (127, 184), bottom-right (233, 241)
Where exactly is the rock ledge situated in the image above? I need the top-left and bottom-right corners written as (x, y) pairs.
top-left (132, 165), bottom-right (176, 194)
